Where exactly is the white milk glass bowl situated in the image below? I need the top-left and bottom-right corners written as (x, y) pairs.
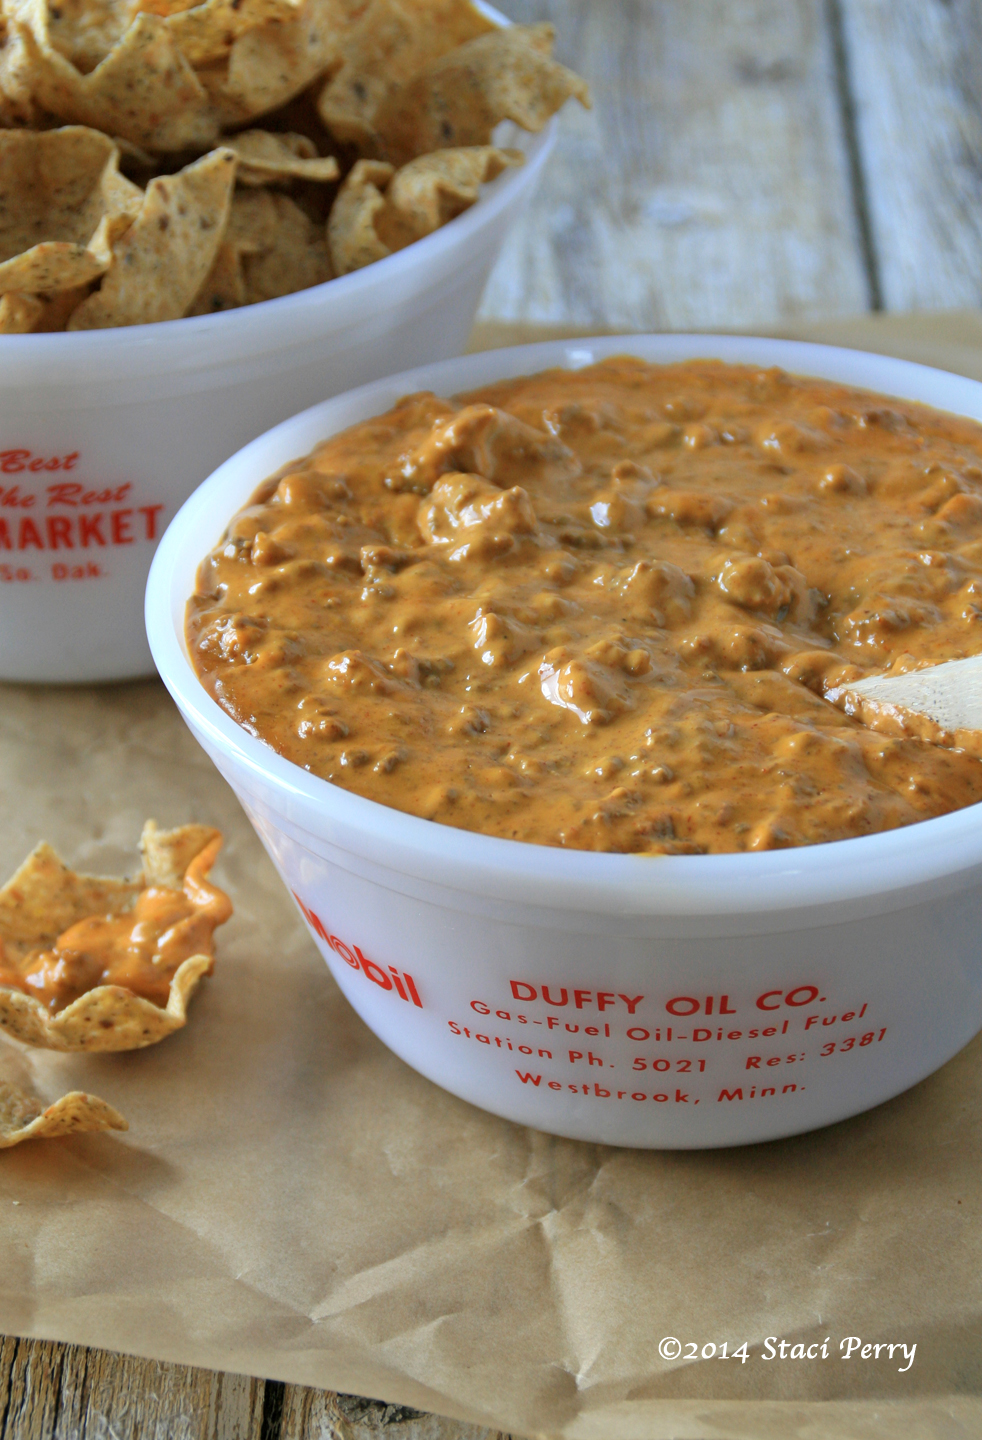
top-left (147, 335), bottom-right (982, 1149)
top-left (0, 0), bottom-right (551, 684)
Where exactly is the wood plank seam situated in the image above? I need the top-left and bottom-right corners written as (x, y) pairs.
top-left (261, 1379), bottom-right (285, 1440)
top-left (44, 1345), bottom-right (66, 1440)
top-left (0, 1339), bottom-right (13, 1440)
top-left (825, 0), bottom-right (884, 310)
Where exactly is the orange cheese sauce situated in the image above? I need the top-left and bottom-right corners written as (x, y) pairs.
top-left (0, 838), bottom-right (231, 1011)
top-left (187, 358), bottom-right (982, 854)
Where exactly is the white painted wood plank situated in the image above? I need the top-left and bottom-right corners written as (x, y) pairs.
top-left (839, 0), bottom-right (982, 310)
top-left (479, 0), bottom-right (870, 330)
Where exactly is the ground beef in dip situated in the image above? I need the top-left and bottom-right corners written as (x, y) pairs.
top-left (186, 358), bottom-right (982, 853)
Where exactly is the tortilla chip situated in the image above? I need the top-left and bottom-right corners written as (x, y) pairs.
top-left (186, 184), bottom-right (273, 312)
top-left (162, 0), bottom-right (302, 67)
top-left (39, 0), bottom-right (294, 71)
top-left (0, 820), bottom-right (228, 1052)
top-left (0, 1079), bottom-right (127, 1147)
top-left (0, 211), bottom-right (124, 295)
top-left (0, 842), bottom-right (141, 957)
top-left (5, 7), bottom-right (220, 151)
top-left (69, 145), bottom-right (235, 327)
top-left (0, 19), bottom-right (34, 122)
top-left (316, 0), bottom-right (494, 150)
top-left (223, 128), bottom-right (339, 186)
top-left (0, 290), bottom-right (44, 331)
top-left (241, 189), bottom-right (332, 301)
top-left (0, 953), bottom-right (214, 1050)
top-left (188, 186), bottom-right (332, 310)
top-left (373, 22), bottom-right (591, 166)
top-left (198, 0), bottom-right (356, 128)
top-left (327, 156), bottom-right (392, 273)
top-left (42, 0), bottom-right (134, 74)
top-left (0, 127), bottom-right (142, 296)
top-left (329, 146), bottom-right (519, 273)
top-left (140, 818), bottom-right (223, 887)
top-left (380, 144), bottom-right (520, 240)
top-left (184, 231), bottom-right (247, 312)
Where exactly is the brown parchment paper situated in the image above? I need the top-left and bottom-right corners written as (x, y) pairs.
top-left (2, 313), bottom-right (982, 1440)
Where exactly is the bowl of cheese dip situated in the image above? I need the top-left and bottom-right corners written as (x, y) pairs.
top-left (147, 335), bottom-right (982, 1148)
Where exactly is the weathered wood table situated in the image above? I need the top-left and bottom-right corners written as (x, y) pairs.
top-left (4, 1), bottom-right (981, 1435)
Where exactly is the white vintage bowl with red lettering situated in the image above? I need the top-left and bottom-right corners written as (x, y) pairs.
top-left (146, 335), bottom-right (982, 1148)
top-left (0, 36), bottom-right (550, 682)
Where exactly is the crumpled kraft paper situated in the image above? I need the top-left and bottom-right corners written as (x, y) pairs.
top-left (2, 313), bottom-right (982, 1440)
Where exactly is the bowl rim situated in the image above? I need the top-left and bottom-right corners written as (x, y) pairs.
top-left (146, 332), bottom-right (982, 916)
top-left (0, 0), bottom-right (551, 360)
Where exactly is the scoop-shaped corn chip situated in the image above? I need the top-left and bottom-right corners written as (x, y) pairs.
top-left (44, 0), bottom-right (133, 74)
top-left (5, 6), bottom-right (220, 151)
top-left (48, 0), bottom-right (299, 71)
top-left (0, 1079), bottom-right (127, 1147)
top-left (0, 214), bottom-right (115, 293)
top-left (374, 22), bottom-right (591, 165)
top-left (140, 819), bottom-right (220, 888)
top-left (327, 156), bottom-right (392, 274)
top-left (0, 820), bottom-right (231, 1052)
top-left (0, 839), bottom-right (141, 957)
top-left (198, 0), bottom-right (354, 128)
top-left (316, 0), bottom-right (494, 150)
top-left (328, 146), bottom-right (518, 274)
top-left (240, 192), bottom-right (332, 301)
top-left (0, 127), bottom-right (141, 296)
top-left (187, 186), bottom-right (275, 312)
top-left (189, 186), bottom-right (331, 310)
top-left (0, 290), bottom-right (44, 331)
top-left (69, 146), bottom-right (235, 327)
top-left (162, 0), bottom-right (303, 67)
top-left (184, 231), bottom-right (248, 312)
top-left (382, 144), bottom-right (520, 238)
top-left (223, 129), bottom-right (339, 186)
top-left (0, 952), bottom-right (213, 1050)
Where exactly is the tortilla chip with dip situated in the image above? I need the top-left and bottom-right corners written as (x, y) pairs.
top-left (0, 1078), bottom-right (127, 1147)
top-left (373, 22), bottom-right (591, 166)
top-left (69, 145), bottom-right (236, 327)
top-left (328, 144), bottom-right (520, 274)
top-left (0, 126), bottom-right (141, 301)
top-left (316, 0), bottom-right (494, 151)
top-left (0, 820), bottom-right (232, 1051)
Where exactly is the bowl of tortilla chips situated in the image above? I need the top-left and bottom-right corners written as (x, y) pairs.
top-left (0, 0), bottom-right (588, 684)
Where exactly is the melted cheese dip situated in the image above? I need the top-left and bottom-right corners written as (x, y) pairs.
top-left (0, 837), bottom-right (231, 1011)
top-left (187, 358), bottom-right (982, 853)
